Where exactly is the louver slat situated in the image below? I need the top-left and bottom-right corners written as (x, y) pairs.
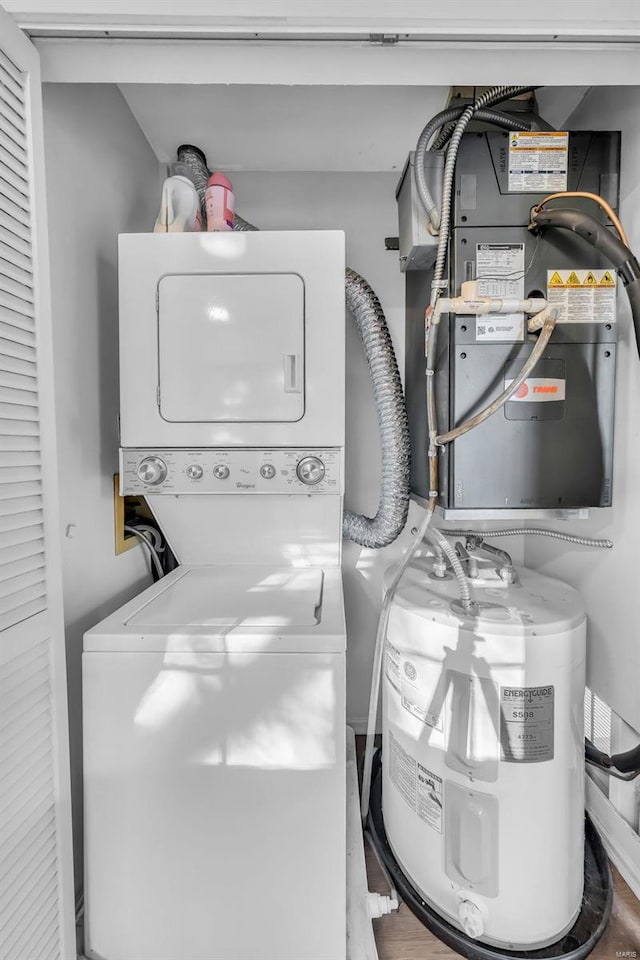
top-left (0, 240), bottom-right (31, 273)
top-left (0, 99), bottom-right (26, 147)
top-left (0, 191), bottom-right (30, 229)
top-left (0, 354), bottom-right (36, 378)
top-left (0, 463), bottom-right (41, 481)
top-left (0, 370), bottom-right (37, 392)
top-left (0, 223), bottom-right (30, 256)
top-left (0, 265), bottom-right (32, 300)
top-left (0, 547), bottom-right (44, 578)
top-left (0, 526), bottom-right (44, 554)
top-left (0, 538), bottom-right (44, 567)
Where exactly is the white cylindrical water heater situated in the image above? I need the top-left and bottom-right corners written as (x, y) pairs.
top-left (382, 554), bottom-right (586, 951)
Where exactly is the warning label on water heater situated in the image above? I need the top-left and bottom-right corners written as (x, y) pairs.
top-left (508, 131), bottom-right (568, 192)
top-left (500, 685), bottom-right (555, 763)
top-left (389, 730), bottom-right (417, 809)
top-left (388, 730), bottom-right (443, 832)
top-left (417, 762), bottom-right (443, 833)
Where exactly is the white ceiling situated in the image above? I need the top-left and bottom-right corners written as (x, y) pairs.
top-left (6, 0), bottom-right (640, 39)
top-left (119, 84), bottom-right (450, 172)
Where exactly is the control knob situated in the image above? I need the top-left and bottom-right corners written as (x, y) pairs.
top-left (296, 456), bottom-right (325, 485)
top-left (137, 456), bottom-right (167, 486)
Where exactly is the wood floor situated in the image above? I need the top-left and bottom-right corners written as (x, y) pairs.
top-left (366, 845), bottom-right (640, 960)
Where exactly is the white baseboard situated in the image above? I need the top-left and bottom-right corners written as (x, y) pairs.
top-left (586, 774), bottom-right (640, 900)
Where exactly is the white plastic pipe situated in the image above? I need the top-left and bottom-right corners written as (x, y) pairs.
top-left (346, 728), bottom-right (381, 960)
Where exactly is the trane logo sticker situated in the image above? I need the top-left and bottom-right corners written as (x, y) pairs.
top-left (504, 377), bottom-right (566, 402)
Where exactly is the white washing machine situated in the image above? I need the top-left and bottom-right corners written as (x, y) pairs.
top-left (84, 231), bottom-right (347, 960)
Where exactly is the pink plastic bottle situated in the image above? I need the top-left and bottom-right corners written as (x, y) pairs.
top-left (205, 172), bottom-right (235, 231)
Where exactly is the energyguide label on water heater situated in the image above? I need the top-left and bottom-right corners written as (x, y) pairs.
top-left (547, 269), bottom-right (616, 324)
top-left (508, 131), bottom-right (569, 192)
top-left (475, 243), bottom-right (525, 341)
top-left (389, 731), bottom-right (443, 833)
top-left (500, 685), bottom-right (555, 763)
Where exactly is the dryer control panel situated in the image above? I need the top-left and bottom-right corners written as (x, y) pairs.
top-left (120, 448), bottom-right (342, 495)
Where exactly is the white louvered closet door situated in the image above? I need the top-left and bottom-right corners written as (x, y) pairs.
top-left (0, 7), bottom-right (75, 960)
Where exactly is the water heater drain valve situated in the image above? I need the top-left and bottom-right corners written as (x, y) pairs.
top-left (458, 899), bottom-right (484, 939)
top-left (368, 891), bottom-right (399, 918)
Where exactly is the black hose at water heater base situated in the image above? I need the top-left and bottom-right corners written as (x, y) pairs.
top-left (367, 752), bottom-right (613, 960)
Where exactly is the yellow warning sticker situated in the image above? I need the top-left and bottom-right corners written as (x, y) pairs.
top-left (547, 269), bottom-right (616, 324)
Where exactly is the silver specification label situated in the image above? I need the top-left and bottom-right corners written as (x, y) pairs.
top-left (500, 685), bottom-right (554, 762)
top-left (475, 243), bottom-right (525, 342)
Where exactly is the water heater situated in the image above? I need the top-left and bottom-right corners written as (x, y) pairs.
top-left (381, 556), bottom-right (586, 950)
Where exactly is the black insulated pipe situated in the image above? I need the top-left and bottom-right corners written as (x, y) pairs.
top-left (585, 738), bottom-right (640, 777)
top-left (530, 207), bottom-right (640, 360)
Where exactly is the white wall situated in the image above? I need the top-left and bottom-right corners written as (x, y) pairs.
top-left (42, 83), bottom-right (160, 893)
top-left (525, 87), bottom-right (640, 734)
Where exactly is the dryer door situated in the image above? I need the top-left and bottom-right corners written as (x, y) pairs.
top-left (158, 273), bottom-right (304, 423)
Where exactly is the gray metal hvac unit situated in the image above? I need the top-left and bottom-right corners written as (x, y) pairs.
top-left (399, 130), bottom-right (621, 516)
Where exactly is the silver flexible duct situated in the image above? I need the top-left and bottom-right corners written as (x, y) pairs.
top-left (176, 144), bottom-right (210, 217)
top-left (343, 269), bottom-right (410, 547)
top-left (175, 146), bottom-right (410, 548)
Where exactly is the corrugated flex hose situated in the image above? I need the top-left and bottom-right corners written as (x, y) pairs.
top-left (426, 528), bottom-right (474, 610)
top-left (175, 145), bottom-right (411, 549)
top-left (448, 528), bottom-right (614, 548)
top-left (343, 270), bottom-right (410, 548)
top-left (415, 104), bottom-right (532, 227)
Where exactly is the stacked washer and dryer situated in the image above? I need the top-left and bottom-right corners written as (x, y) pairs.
top-left (83, 231), bottom-right (348, 960)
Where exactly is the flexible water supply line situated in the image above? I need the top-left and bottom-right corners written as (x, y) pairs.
top-left (436, 307), bottom-right (559, 445)
top-left (360, 505), bottom-right (436, 823)
top-left (426, 528), bottom-right (474, 611)
top-left (174, 146), bottom-right (411, 548)
top-left (445, 528), bottom-right (614, 548)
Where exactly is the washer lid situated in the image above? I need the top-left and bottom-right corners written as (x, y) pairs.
top-left (126, 566), bottom-right (323, 628)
